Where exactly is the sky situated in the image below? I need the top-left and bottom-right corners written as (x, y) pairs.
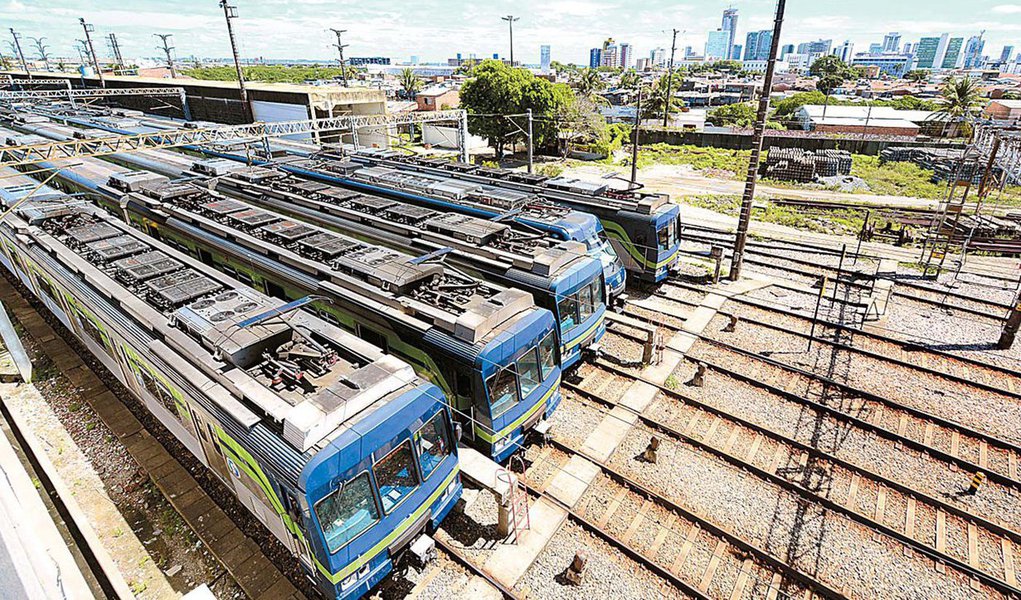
top-left (3, 0), bottom-right (1020, 66)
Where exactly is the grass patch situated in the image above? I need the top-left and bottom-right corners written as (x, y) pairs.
top-left (635, 144), bottom-right (750, 177)
top-left (682, 194), bottom-right (867, 236)
top-left (850, 156), bottom-right (944, 199)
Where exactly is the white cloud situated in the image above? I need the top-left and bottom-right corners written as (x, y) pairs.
top-left (991, 4), bottom-right (1021, 14)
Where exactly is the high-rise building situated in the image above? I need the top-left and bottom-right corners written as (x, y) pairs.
top-left (963, 35), bottom-right (985, 68)
top-left (882, 32), bottom-right (901, 53)
top-left (589, 48), bottom-right (602, 68)
top-left (620, 43), bottom-right (633, 69)
top-left (540, 45), bottom-right (551, 73)
top-left (706, 29), bottom-right (731, 60)
top-left (798, 39), bottom-right (833, 55)
top-left (636, 57), bottom-right (651, 71)
top-left (915, 36), bottom-right (942, 69)
top-left (685, 46), bottom-right (695, 58)
top-left (868, 43), bottom-right (883, 54)
top-left (833, 40), bottom-right (854, 62)
top-left (600, 38), bottom-right (619, 68)
top-left (942, 37), bottom-right (963, 69)
top-left (721, 8), bottom-right (739, 60)
top-left (902, 42), bottom-right (913, 55)
top-left (731, 44), bottom-right (742, 61)
top-left (780, 44), bottom-right (795, 59)
top-left (746, 30), bottom-right (773, 61)
top-left (1000, 46), bottom-right (1015, 63)
top-left (410, 55), bottom-right (419, 65)
top-left (651, 47), bottom-right (666, 67)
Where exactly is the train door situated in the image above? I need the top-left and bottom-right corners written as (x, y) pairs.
top-left (191, 411), bottom-right (233, 485)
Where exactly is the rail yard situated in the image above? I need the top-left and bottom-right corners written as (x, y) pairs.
top-left (0, 78), bottom-right (1020, 600)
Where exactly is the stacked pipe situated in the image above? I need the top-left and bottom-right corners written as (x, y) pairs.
top-left (761, 147), bottom-right (852, 182)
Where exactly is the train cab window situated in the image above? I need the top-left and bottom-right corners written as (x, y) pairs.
top-left (486, 365), bottom-right (520, 418)
top-left (314, 472), bottom-right (379, 553)
top-left (415, 412), bottom-right (451, 480)
top-left (578, 285), bottom-right (595, 321)
top-left (557, 295), bottom-right (578, 333)
top-left (538, 331), bottom-right (557, 381)
top-left (517, 347), bottom-right (542, 399)
top-left (373, 441), bottom-right (419, 514)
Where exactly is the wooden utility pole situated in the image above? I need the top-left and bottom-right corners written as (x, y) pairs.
top-left (155, 34), bottom-right (178, 78)
top-left (329, 28), bottom-right (349, 87)
top-left (729, 0), bottom-right (786, 281)
top-left (79, 18), bottom-right (105, 87)
top-left (662, 28), bottom-right (678, 128)
top-left (220, 0), bottom-right (252, 122)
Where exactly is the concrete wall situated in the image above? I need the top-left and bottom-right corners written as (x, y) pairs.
top-left (634, 128), bottom-right (965, 156)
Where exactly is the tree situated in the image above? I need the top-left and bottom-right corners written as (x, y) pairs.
top-left (769, 91), bottom-right (827, 128)
top-left (573, 68), bottom-right (606, 98)
top-left (617, 69), bottom-right (641, 91)
top-left (641, 72), bottom-right (683, 123)
top-left (809, 55), bottom-right (856, 80)
top-left (904, 69), bottom-right (928, 84)
top-left (459, 59), bottom-right (573, 158)
top-left (558, 94), bottom-right (608, 155)
top-left (707, 102), bottom-right (757, 127)
top-left (932, 76), bottom-right (982, 138)
top-left (399, 67), bottom-right (422, 99)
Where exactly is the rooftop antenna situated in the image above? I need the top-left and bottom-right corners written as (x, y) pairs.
top-left (329, 28), bottom-right (350, 87)
top-left (79, 18), bottom-right (105, 87)
top-left (155, 34), bottom-right (178, 78)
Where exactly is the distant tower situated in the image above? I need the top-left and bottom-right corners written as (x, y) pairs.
top-left (721, 8), bottom-right (739, 59)
top-left (540, 44), bottom-right (551, 73)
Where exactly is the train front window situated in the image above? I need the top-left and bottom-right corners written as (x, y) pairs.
top-left (557, 295), bottom-right (578, 333)
top-left (487, 365), bottom-right (520, 417)
top-left (315, 472), bottom-right (379, 553)
top-left (416, 412), bottom-right (451, 480)
top-left (517, 348), bottom-right (541, 398)
top-left (374, 441), bottom-right (419, 514)
top-left (578, 284), bottom-right (595, 321)
top-left (657, 223), bottom-right (671, 251)
top-left (591, 279), bottom-right (605, 307)
top-left (538, 331), bottom-right (557, 380)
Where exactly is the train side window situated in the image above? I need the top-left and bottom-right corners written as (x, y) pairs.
top-left (657, 225), bottom-right (670, 251)
top-left (264, 280), bottom-right (286, 300)
top-left (373, 441), bottom-right (419, 514)
top-left (538, 331), bottom-right (557, 381)
top-left (314, 472), bottom-right (379, 553)
top-left (415, 412), bottom-right (451, 480)
top-left (486, 365), bottom-right (520, 418)
top-left (36, 277), bottom-right (60, 305)
top-left (557, 295), bottom-right (578, 333)
top-left (356, 325), bottom-right (388, 352)
top-left (578, 285), bottom-right (595, 321)
top-left (76, 311), bottom-right (113, 357)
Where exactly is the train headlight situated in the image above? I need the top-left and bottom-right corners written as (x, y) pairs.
top-left (493, 434), bottom-right (512, 454)
top-left (340, 563), bottom-right (369, 592)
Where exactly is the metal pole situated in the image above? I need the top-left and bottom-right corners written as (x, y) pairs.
top-left (79, 18), bottom-right (105, 87)
top-left (631, 86), bottom-right (642, 185)
top-left (107, 33), bottom-right (124, 69)
top-left (502, 15), bottom-right (519, 66)
top-left (854, 209), bottom-right (870, 265)
top-left (832, 244), bottom-right (846, 302)
top-left (330, 29), bottom-right (349, 87)
top-left (9, 29), bottom-right (31, 79)
top-left (179, 88), bottom-right (192, 121)
top-left (526, 108), bottom-right (533, 174)
top-left (662, 28), bottom-right (678, 128)
top-left (28, 37), bottom-right (50, 72)
top-left (155, 34), bottom-right (178, 78)
top-left (220, 0), bottom-right (252, 122)
top-left (808, 275), bottom-right (827, 353)
top-left (460, 110), bottom-right (469, 164)
top-left (728, 0), bottom-right (786, 281)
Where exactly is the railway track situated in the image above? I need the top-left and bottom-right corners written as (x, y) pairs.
top-left (527, 400), bottom-right (844, 600)
top-left (562, 363), bottom-right (1021, 598)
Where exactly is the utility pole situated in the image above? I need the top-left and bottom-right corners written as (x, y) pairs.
top-left (502, 15), bottom-right (519, 66)
top-left (107, 33), bottom-right (124, 69)
top-left (631, 86), bottom-right (643, 185)
top-left (662, 28), bottom-right (679, 128)
top-left (9, 29), bottom-right (31, 79)
top-left (154, 34), bottom-right (178, 78)
top-left (28, 36), bottom-right (50, 72)
top-left (79, 18), bottom-right (105, 87)
top-left (526, 108), bottom-right (533, 174)
top-left (729, 0), bottom-right (786, 281)
top-left (219, 0), bottom-right (252, 122)
top-left (329, 28), bottom-right (349, 87)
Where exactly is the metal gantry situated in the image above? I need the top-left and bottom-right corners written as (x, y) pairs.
top-left (0, 108), bottom-right (469, 167)
top-left (0, 87), bottom-right (192, 120)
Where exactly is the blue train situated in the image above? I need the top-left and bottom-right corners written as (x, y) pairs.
top-left (1, 125), bottom-right (561, 463)
top-left (25, 107), bottom-right (629, 302)
top-left (0, 170), bottom-right (461, 599)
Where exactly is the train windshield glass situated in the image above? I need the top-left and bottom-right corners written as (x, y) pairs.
top-left (374, 441), bottom-right (420, 514)
top-left (487, 365), bottom-right (520, 417)
top-left (557, 295), bottom-right (579, 333)
top-left (517, 347), bottom-right (542, 398)
top-left (657, 220), bottom-right (678, 251)
top-left (315, 472), bottom-right (379, 553)
top-left (416, 412), bottom-right (451, 480)
top-left (538, 331), bottom-right (557, 380)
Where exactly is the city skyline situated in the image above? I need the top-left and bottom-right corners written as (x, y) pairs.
top-left (3, 0), bottom-right (1020, 66)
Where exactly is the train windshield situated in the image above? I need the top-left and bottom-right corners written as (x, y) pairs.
top-left (657, 220), bottom-right (679, 251)
top-left (558, 279), bottom-right (604, 333)
top-left (517, 347), bottom-right (542, 398)
top-left (487, 365), bottom-right (520, 417)
top-left (315, 472), bottom-right (379, 553)
top-left (415, 412), bottom-right (452, 480)
top-left (538, 331), bottom-right (557, 380)
top-left (557, 295), bottom-right (579, 333)
top-left (374, 441), bottom-right (420, 514)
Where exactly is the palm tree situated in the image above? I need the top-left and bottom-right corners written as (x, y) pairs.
top-left (573, 68), bottom-right (605, 98)
top-left (641, 74), bottom-right (682, 123)
top-left (618, 69), bottom-right (641, 91)
top-left (933, 76), bottom-right (981, 138)
top-left (399, 67), bottom-right (422, 99)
